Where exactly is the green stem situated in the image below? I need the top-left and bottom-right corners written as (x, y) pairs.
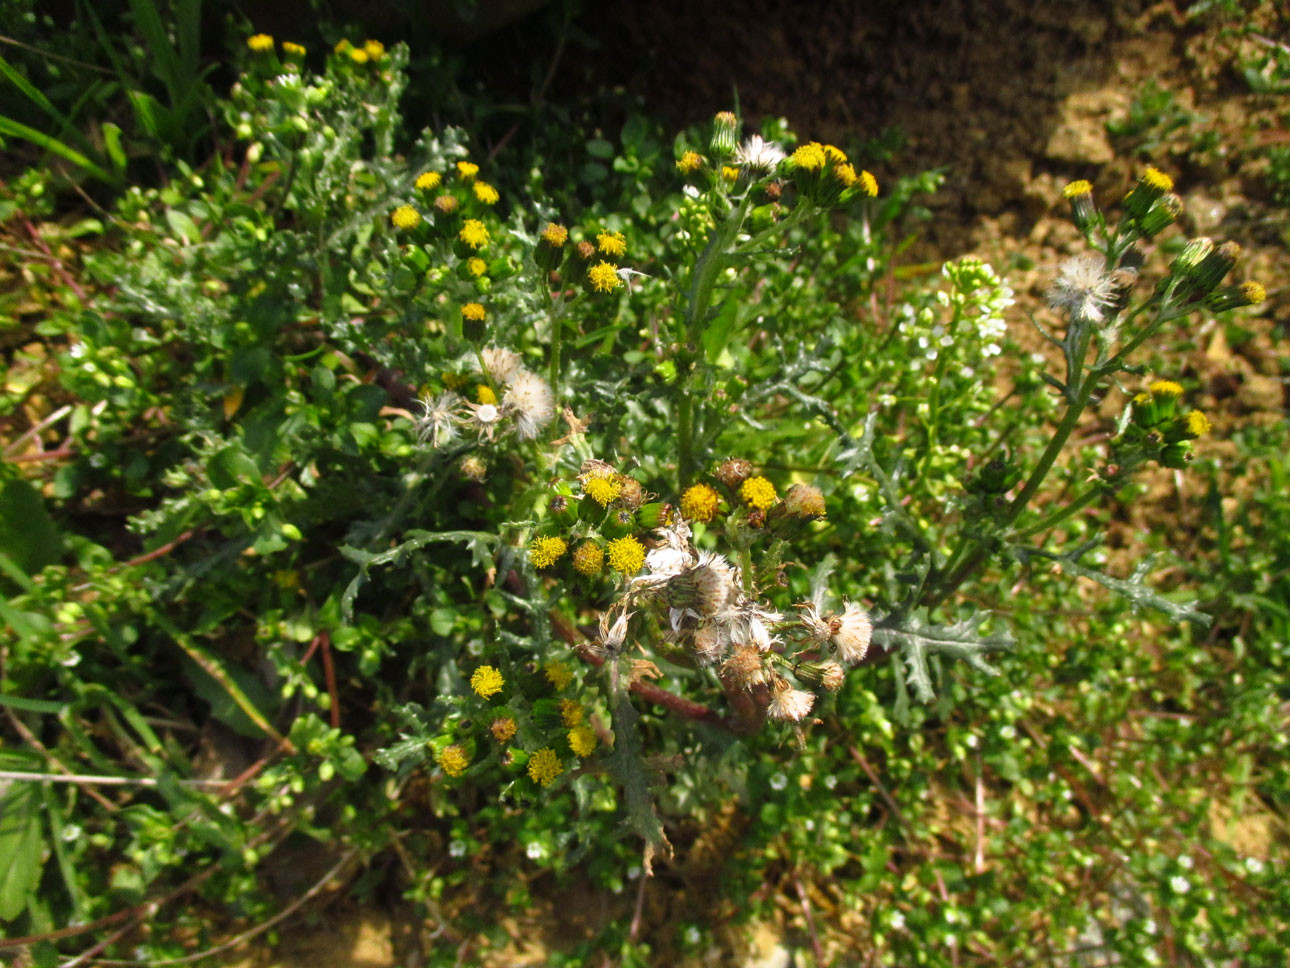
top-left (1010, 483), bottom-right (1105, 540)
top-left (545, 285), bottom-right (562, 399)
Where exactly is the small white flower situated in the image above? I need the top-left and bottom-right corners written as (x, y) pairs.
top-left (1047, 255), bottom-right (1116, 324)
top-left (1170, 875), bottom-right (1190, 894)
top-left (769, 772), bottom-right (788, 791)
top-left (526, 841), bottom-right (544, 860)
top-left (448, 840), bottom-right (467, 858)
top-left (734, 135), bottom-right (786, 173)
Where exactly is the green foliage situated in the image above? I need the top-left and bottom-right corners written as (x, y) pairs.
top-left (0, 28), bottom-right (1284, 967)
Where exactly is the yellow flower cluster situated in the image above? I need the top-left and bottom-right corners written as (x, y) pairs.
top-left (390, 205), bottom-right (421, 230)
top-left (436, 744), bottom-right (470, 778)
top-left (1063, 180), bottom-right (1093, 199)
top-left (1143, 166), bottom-right (1174, 192)
top-left (606, 536), bottom-right (645, 575)
top-left (568, 725), bottom-right (597, 757)
top-left (1149, 379), bottom-right (1183, 398)
top-left (541, 223), bottom-right (569, 246)
top-left (1186, 410), bottom-right (1211, 437)
top-left (491, 716), bottom-right (517, 742)
top-left (470, 665), bottom-right (504, 698)
top-left (415, 171), bottom-right (442, 191)
top-left (676, 151), bottom-right (703, 174)
top-left (466, 257), bottom-right (487, 277)
top-left (364, 40), bottom-right (385, 60)
top-left (559, 698), bottom-right (583, 727)
top-left (596, 230), bottom-right (627, 257)
top-left (528, 747), bottom-right (563, 787)
top-left (572, 541), bottom-right (604, 576)
top-left (247, 34), bottom-right (274, 52)
top-left (740, 475), bottom-right (778, 510)
top-left (1240, 281), bottom-right (1266, 305)
top-left (462, 302), bottom-right (486, 322)
top-left (791, 142), bottom-right (827, 171)
top-left (473, 182), bottom-right (499, 205)
top-left (588, 261), bottom-right (621, 293)
top-left (858, 170), bottom-right (879, 197)
top-left (475, 384), bottom-right (496, 405)
top-left (459, 219), bottom-right (489, 249)
top-left (282, 42), bottom-right (306, 57)
top-left (530, 535), bottom-right (567, 569)
top-left (680, 483), bottom-right (720, 523)
top-left (457, 161), bottom-right (479, 180)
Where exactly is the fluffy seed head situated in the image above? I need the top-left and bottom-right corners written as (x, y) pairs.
top-left (502, 369), bottom-right (555, 441)
top-left (783, 483), bottom-right (826, 518)
top-left (831, 603), bottom-right (872, 664)
top-left (767, 677), bottom-right (816, 722)
top-left (1048, 255), bottom-right (1116, 324)
top-left (480, 346), bottom-right (522, 384)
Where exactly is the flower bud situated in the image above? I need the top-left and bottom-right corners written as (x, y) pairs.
top-left (1160, 441), bottom-right (1193, 469)
top-left (1136, 193), bottom-right (1182, 237)
top-left (714, 457), bottom-right (754, 489)
top-left (1189, 241), bottom-right (1240, 296)
top-left (1124, 166), bottom-right (1174, 220)
top-left (1062, 180), bottom-right (1100, 232)
top-left (794, 660), bottom-right (847, 693)
top-left (536, 222), bottom-right (568, 273)
top-left (1170, 237), bottom-right (1213, 278)
top-left (1205, 280), bottom-right (1265, 313)
top-left (709, 111), bottom-right (739, 159)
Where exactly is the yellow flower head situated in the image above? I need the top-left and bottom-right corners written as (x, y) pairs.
top-left (583, 472), bottom-right (622, 507)
top-left (783, 482), bottom-right (826, 518)
top-left (831, 162), bottom-right (858, 188)
top-left (527, 747), bottom-right (563, 787)
top-left (529, 535), bottom-right (567, 569)
top-left (740, 475), bottom-right (778, 510)
top-left (858, 170), bottom-right (879, 197)
top-left (434, 195), bottom-right (459, 215)
top-left (462, 302), bottom-right (486, 322)
top-left (1185, 410), bottom-right (1212, 438)
top-left (544, 661), bottom-right (573, 690)
top-left (1149, 379), bottom-right (1184, 398)
top-left (457, 160), bottom-right (480, 181)
top-left (459, 219), bottom-right (490, 249)
top-left (466, 257), bottom-right (487, 277)
top-left (470, 665), bottom-right (504, 698)
top-left (568, 725), bottom-right (597, 757)
top-left (436, 743), bottom-right (470, 778)
top-left (415, 171), bottom-right (442, 191)
top-left (680, 483), bottom-right (720, 523)
top-left (1133, 392), bottom-right (1151, 406)
top-left (282, 42), bottom-right (306, 57)
top-left (475, 383), bottom-right (496, 405)
top-left (541, 222), bottom-right (569, 246)
top-left (596, 230), bottom-right (627, 257)
top-left (791, 142), bottom-right (827, 172)
top-left (606, 535), bottom-right (645, 575)
top-left (390, 204), bottom-right (421, 230)
top-left (1063, 180), bottom-right (1093, 199)
top-left (473, 181), bottom-right (500, 205)
top-left (676, 151), bottom-right (703, 174)
top-left (572, 541), bottom-right (604, 576)
top-left (721, 165), bottom-right (740, 182)
top-left (1142, 166), bottom-right (1174, 193)
top-left (247, 34), bottom-right (274, 53)
top-left (588, 261), bottom-right (622, 293)
top-left (333, 38), bottom-right (352, 54)
top-left (491, 716), bottom-right (517, 742)
top-left (363, 39), bottom-right (385, 61)
top-left (348, 47), bottom-right (369, 65)
top-left (559, 698), bottom-right (584, 727)
top-left (1240, 280), bottom-right (1266, 305)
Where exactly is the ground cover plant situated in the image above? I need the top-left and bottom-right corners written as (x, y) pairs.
top-left (1, 7), bottom-right (1288, 966)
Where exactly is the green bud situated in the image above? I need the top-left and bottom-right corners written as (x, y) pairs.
top-left (1136, 193), bottom-right (1182, 237)
top-left (1189, 241), bottom-right (1240, 295)
top-left (1159, 441), bottom-right (1193, 469)
top-left (709, 111), bottom-right (739, 159)
top-left (1205, 280), bottom-right (1265, 313)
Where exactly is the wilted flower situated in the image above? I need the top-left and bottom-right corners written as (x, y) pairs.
top-left (502, 369), bottom-right (555, 440)
top-left (416, 392), bottom-right (462, 447)
top-left (767, 677), bottom-right (816, 722)
top-left (832, 602), bottom-right (872, 664)
top-left (479, 346), bottom-right (522, 384)
top-left (1047, 255), bottom-right (1116, 324)
top-left (734, 135), bottom-right (786, 174)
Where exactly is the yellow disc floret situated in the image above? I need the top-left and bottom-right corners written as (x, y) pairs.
top-left (415, 171), bottom-right (442, 191)
top-left (831, 162), bottom-right (858, 188)
top-left (436, 744), bottom-right (470, 778)
top-left (1241, 281), bottom-right (1266, 305)
top-left (348, 48), bottom-right (369, 65)
top-left (462, 302), bottom-right (486, 322)
top-left (1142, 166), bottom-right (1174, 192)
top-left (858, 170), bottom-right (879, 197)
top-left (541, 222), bottom-right (569, 246)
top-left (544, 661), bottom-right (573, 690)
top-left (456, 160), bottom-right (479, 181)
top-left (569, 725), bottom-right (597, 757)
top-left (475, 384), bottom-right (496, 405)
top-left (247, 34), bottom-right (274, 52)
top-left (680, 483), bottom-right (720, 523)
top-left (282, 42), bottom-right (306, 57)
top-left (740, 475), bottom-right (778, 510)
top-left (1185, 410), bottom-right (1211, 438)
top-left (391, 205), bottom-right (421, 230)
top-left (596, 230), bottom-right (627, 257)
top-left (791, 142), bottom-right (827, 172)
top-left (1063, 180), bottom-right (1093, 199)
top-left (529, 535), bottom-right (567, 569)
top-left (473, 181), bottom-right (499, 205)
top-left (491, 716), bottom-right (517, 742)
top-left (583, 473), bottom-right (622, 507)
top-left (1149, 380), bottom-right (1183, 398)
top-left (676, 151), bottom-right (703, 174)
top-left (606, 535), bottom-right (646, 575)
top-left (363, 39), bottom-right (385, 61)
top-left (559, 698), bottom-right (583, 727)
top-left (527, 747), bottom-right (563, 786)
top-left (466, 257), bottom-right (487, 277)
top-left (459, 219), bottom-right (490, 249)
top-left (572, 541), bottom-right (604, 576)
top-left (588, 262), bottom-right (622, 293)
top-left (470, 665), bottom-right (504, 698)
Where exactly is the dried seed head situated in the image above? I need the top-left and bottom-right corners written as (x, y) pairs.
top-left (831, 602), bottom-right (872, 665)
top-left (714, 457), bottom-right (754, 489)
top-left (767, 676), bottom-right (816, 722)
top-left (722, 643), bottom-right (769, 690)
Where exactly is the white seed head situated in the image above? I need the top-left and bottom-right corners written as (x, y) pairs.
top-left (735, 135), bottom-right (786, 173)
top-left (502, 369), bottom-right (555, 440)
top-left (767, 677), bottom-right (816, 722)
top-left (416, 392), bottom-right (462, 447)
top-left (480, 346), bottom-right (523, 384)
top-left (831, 602), bottom-right (872, 665)
top-left (1047, 255), bottom-right (1116, 324)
